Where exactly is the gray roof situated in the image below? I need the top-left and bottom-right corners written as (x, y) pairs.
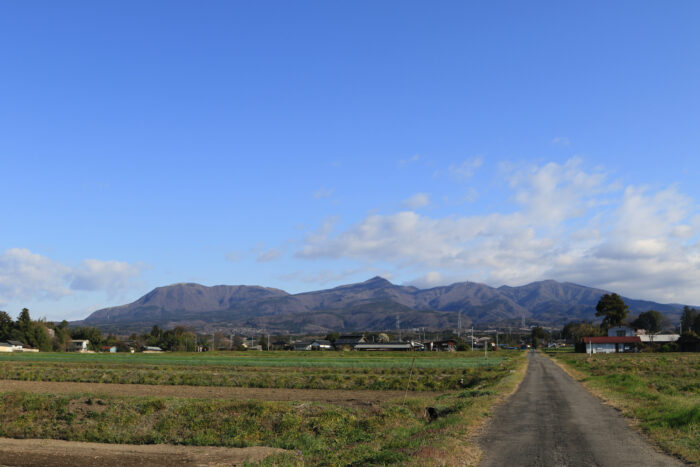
top-left (355, 343), bottom-right (413, 350)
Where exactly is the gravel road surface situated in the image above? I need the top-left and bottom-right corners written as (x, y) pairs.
top-left (477, 351), bottom-right (684, 467)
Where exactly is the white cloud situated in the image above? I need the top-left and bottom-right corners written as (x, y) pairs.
top-left (449, 156), bottom-right (483, 180)
top-left (297, 158), bottom-right (700, 304)
top-left (69, 259), bottom-right (143, 293)
top-left (0, 248), bottom-right (71, 302)
top-left (402, 193), bottom-right (430, 209)
top-left (0, 249), bottom-right (144, 304)
top-left (552, 136), bottom-right (570, 146)
top-left (257, 248), bottom-right (283, 262)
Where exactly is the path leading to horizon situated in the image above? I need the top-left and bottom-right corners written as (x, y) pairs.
top-left (477, 351), bottom-right (682, 467)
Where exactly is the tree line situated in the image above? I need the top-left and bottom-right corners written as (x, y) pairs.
top-left (560, 293), bottom-right (700, 350)
top-left (0, 309), bottom-right (201, 352)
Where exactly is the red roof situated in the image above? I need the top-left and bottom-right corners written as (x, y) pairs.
top-left (583, 336), bottom-right (641, 344)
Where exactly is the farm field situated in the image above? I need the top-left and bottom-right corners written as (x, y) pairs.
top-left (0, 350), bottom-right (527, 466)
top-left (0, 351), bottom-right (507, 392)
top-left (549, 352), bottom-right (700, 464)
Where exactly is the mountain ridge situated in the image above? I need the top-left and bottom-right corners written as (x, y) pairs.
top-left (79, 278), bottom-right (688, 334)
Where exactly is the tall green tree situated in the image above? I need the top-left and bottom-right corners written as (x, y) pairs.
top-left (0, 311), bottom-right (13, 341)
top-left (681, 306), bottom-right (698, 333)
top-left (595, 293), bottom-right (629, 328)
top-left (632, 310), bottom-right (665, 340)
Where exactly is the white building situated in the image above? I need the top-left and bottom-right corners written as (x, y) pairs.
top-left (69, 339), bottom-right (90, 352)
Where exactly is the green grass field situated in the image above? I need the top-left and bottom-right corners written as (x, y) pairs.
top-left (0, 351), bottom-right (511, 392)
top-left (550, 352), bottom-right (700, 464)
top-left (0, 350), bottom-right (528, 465)
top-left (0, 350), bottom-right (505, 368)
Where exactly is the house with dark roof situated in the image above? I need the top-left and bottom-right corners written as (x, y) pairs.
top-left (333, 335), bottom-right (366, 351)
top-left (293, 341), bottom-right (313, 351)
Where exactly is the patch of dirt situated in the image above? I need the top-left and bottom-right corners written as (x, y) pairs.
top-left (0, 437), bottom-right (288, 466)
top-left (0, 379), bottom-right (443, 407)
top-left (67, 397), bottom-right (109, 416)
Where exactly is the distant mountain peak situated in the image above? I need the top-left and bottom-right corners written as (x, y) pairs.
top-left (364, 276), bottom-right (392, 285)
top-left (80, 277), bottom-right (688, 333)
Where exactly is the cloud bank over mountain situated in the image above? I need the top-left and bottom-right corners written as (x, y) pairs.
top-left (298, 158), bottom-right (700, 305)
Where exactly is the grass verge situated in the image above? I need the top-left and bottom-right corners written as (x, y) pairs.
top-left (549, 352), bottom-right (699, 465)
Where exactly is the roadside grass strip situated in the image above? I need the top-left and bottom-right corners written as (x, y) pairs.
top-left (551, 353), bottom-right (700, 465)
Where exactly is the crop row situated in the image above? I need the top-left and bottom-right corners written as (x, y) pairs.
top-left (0, 360), bottom-right (510, 391)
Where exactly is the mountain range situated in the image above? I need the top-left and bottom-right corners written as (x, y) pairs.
top-left (78, 277), bottom-right (687, 334)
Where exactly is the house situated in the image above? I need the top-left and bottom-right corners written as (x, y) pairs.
top-left (310, 339), bottom-right (333, 351)
top-left (293, 341), bottom-right (313, 351)
top-left (583, 336), bottom-right (641, 354)
top-left (101, 345), bottom-right (118, 353)
top-left (142, 346), bottom-right (164, 353)
top-left (333, 335), bottom-right (366, 351)
top-left (0, 342), bottom-right (16, 352)
top-left (7, 340), bottom-right (25, 351)
top-left (434, 340), bottom-right (457, 352)
top-left (608, 326), bottom-right (635, 337)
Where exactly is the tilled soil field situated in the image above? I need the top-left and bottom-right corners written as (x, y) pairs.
top-left (0, 437), bottom-right (288, 467)
top-left (0, 379), bottom-right (443, 407)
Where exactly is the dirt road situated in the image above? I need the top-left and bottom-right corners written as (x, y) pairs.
top-left (0, 438), bottom-right (287, 466)
top-left (0, 379), bottom-right (441, 407)
top-left (477, 351), bottom-right (683, 467)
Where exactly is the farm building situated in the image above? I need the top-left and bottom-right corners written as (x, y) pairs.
top-left (293, 341), bottom-right (313, 351)
top-left (637, 333), bottom-right (680, 344)
top-left (354, 342), bottom-right (414, 351)
top-left (310, 340), bottom-right (333, 350)
top-left (426, 340), bottom-right (457, 352)
top-left (101, 345), bottom-right (118, 353)
top-left (69, 339), bottom-right (90, 352)
top-left (333, 335), bottom-right (366, 351)
top-left (583, 336), bottom-right (641, 354)
top-left (0, 342), bottom-right (19, 352)
top-left (142, 346), bottom-right (164, 353)
top-left (2, 340), bottom-right (39, 352)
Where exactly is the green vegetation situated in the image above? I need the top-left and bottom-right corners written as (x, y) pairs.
top-left (0, 351), bottom-right (527, 465)
top-left (551, 352), bottom-right (700, 464)
top-left (595, 293), bottom-right (629, 328)
top-left (0, 351), bottom-right (512, 392)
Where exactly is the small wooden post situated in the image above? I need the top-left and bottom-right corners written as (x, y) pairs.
top-left (403, 357), bottom-right (416, 406)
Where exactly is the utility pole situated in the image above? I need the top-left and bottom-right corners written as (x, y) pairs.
top-left (267, 333), bottom-right (270, 351)
top-left (485, 336), bottom-right (488, 359)
top-left (397, 315), bottom-right (401, 341)
top-left (458, 311), bottom-right (462, 338)
top-left (471, 326), bottom-right (474, 351)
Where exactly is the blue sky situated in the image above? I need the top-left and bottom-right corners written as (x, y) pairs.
top-left (1, 1), bottom-right (699, 321)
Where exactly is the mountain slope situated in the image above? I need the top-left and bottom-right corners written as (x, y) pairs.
top-left (80, 278), bottom-right (688, 333)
